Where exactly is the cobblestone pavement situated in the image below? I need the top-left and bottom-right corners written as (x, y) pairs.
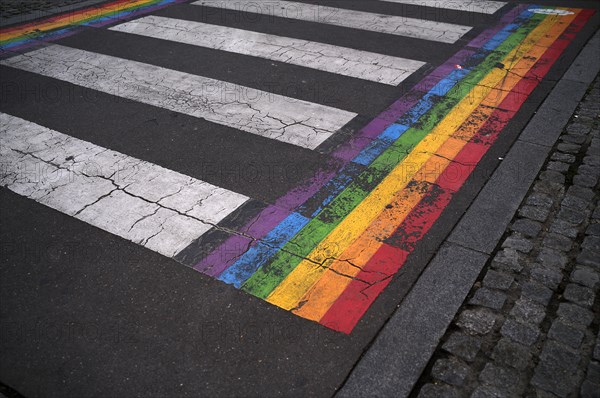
top-left (0, 0), bottom-right (102, 20)
top-left (414, 75), bottom-right (600, 398)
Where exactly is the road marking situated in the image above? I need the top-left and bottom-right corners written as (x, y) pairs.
top-left (241, 8), bottom-right (546, 301)
top-left (110, 16), bottom-right (425, 86)
top-left (264, 9), bottom-right (570, 312)
top-left (0, 113), bottom-right (248, 258)
top-left (1, 45), bottom-right (357, 150)
top-left (295, 32), bottom-right (559, 320)
top-left (0, 0), bottom-right (188, 52)
top-left (320, 9), bottom-right (590, 333)
top-left (191, 6), bottom-right (592, 333)
top-left (193, 0), bottom-right (472, 44)
top-left (264, 12), bottom-right (561, 310)
top-left (379, 0), bottom-right (506, 14)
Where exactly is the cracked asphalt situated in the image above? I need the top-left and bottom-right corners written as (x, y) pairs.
top-left (0, 0), bottom-right (599, 397)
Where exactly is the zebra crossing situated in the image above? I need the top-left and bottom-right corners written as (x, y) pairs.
top-left (1, 0), bottom-right (592, 334)
top-left (191, 0), bottom-right (473, 43)
top-left (109, 15), bottom-right (426, 85)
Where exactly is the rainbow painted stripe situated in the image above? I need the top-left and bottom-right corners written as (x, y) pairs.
top-left (195, 5), bottom-right (594, 334)
top-left (0, 0), bottom-right (185, 52)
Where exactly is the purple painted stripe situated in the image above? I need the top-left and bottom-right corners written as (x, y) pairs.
top-left (331, 48), bottom-right (474, 162)
top-left (468, 3), bottom-right (528, 48)
top-left (195, 163), bottom-right (340, 276)
top-left (195, 206), bottom-right (288, 276)
top-left (1, 0), bottom-right (187, 54)
top-left (193, 3), bottom-right (523, 275)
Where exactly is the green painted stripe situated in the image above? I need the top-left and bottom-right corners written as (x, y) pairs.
top-left (242, 13), bottom-right (546, 299)
top-left (0, 0), bottom-right (167, 46)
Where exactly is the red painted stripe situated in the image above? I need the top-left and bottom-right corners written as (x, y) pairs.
top-left (320, 245), bottom-right (408, 334)
top-left (0, 0), bottom-right (132, 35)
top-left (319, 11), bottom-right (594, 334)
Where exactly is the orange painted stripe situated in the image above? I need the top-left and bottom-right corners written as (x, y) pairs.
top-left (292, 9), bottom-right (579, 322)
top-left (0, 0), bottom-right (151, 41)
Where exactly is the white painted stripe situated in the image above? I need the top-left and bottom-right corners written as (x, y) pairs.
top-left (110, 16), bottom-right (425, 86)
top-left (378, 0), bottom-right (506, 14)
top-left (0, 45), bottom-right (357, 150)
top-left (192, 0), bottom-right (472, 44)
top-left (0, 112), bottom-right (248, 258)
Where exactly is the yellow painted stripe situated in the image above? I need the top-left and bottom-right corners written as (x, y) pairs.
top-left (291, 10), bottom-right (579, 320)
top-left (265, 10), bottom-right (576, 312)
top-left (0, 0), bottom-right (152, 42)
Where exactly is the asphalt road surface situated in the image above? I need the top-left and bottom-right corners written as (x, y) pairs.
top-left (0, 0), bottom-right (598, 397)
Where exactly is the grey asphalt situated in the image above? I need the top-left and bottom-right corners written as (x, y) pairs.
top-left (0, 1), bottom-right (599, 397)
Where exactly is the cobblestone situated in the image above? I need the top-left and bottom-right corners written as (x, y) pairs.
top-left (492, 248), bottom-right (525, 273)
top-left (557, 142), bottom-right (580, 154)
top-left (563, 284), bottom-right (595, 308)
top-left (543, 233), bottom-right (574, 252)
top-left (549, 219), bottom-right (579, 239)
top-left (500, 318), bottom-right (540, 346)
top-left (417, 383), bottom-right (459, 398)
top-left (562, 194), bottom-right (590, 212)
top-left (548, 320), bottom-right (585, 349)
top-left (482, 270), bottom-right (514, 291)
top-left (586, 223), bottom-right (600, 236)
top-left (479, 363), bottom-right (522, 394)
top-left (577, 249), bottom-right (600, 269)
top-left (442, 332), bottom-right (482, 362)
top-left (567, 185), bottom-right (595, 201)
top-left (547, 161), bottom-right (570, 173)
top-left (556, 302), bottom-right (594, 328)
top-left (557, 207), bottom-right (588, 225)
top-left (502, 234), bottom-right (534, 253)
top-left (511, 218), bottom-right (543, 238)
top-left (530, 265), bottom-right (563, 291)
top-left (551, 152), bottom-right (577, 163)
top-left (537, 248), bottom-right (569, 270)
top-left (540, 170), bottom-right (566, 184)
top-left (532, 341), bottom-right (582, 397)
top-left (431, 357), bottom-right (470, 386)
top-left (509, 298), bottom-right (546, 325)
top-left (580, 380), bottom-right (600, 398)
top-left (521, 281), bottom-right (553, 306)
top-left (582, 235), bottom-right (600, 252)
top-left (415, 75), bottom-right (600, 398)
top-left (491, 338), bottom-right (532, 370)
top-left (520, 205), bottom-right (551, 222)
top-left (570, 266), bottom-right (599, 289)
top-left (469, 288), bottom-right (507, 310)
top-left (527, 192), bottom-right (554, 208)
top-left (456, 308), bottom-right (498, 336)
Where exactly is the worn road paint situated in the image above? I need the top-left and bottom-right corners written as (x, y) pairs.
top-left (242, 7), bottom-right (549, 301)
top-left (1, 45), bottom-right (357, 150)
top-left (380, 0), bottom-right (507, 14)
top-left (197, 5), bottom-right (593, 333)
top-left (320, 8), bottom-right (592, 333)
top-left (0, 113), bottom-right (248, 257)
top-left (0, 0), bottom-right (187, 52)
top-left (110, 16), bottom-right (425, 86)
top-left (2, 0), bottom-right (593, 334)
top-left (264, 8), bottom-right (562, 311)
top-left (193, 0), bottom-right (472, 44)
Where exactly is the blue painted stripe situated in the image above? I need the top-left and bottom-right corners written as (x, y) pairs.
top-left (353, 124), bottom-right (410, 166)
top-left (212, 5), bottom-right (540, 282)
top-left (429, 68), bottom-right (471, 96)
top-left (1, 0), bottom-right (178, 51)
top-left (298, 162), bottom-right (364, 218)
top-left (218, 212), bottom-right (310, 287)
top-left (482, 7), bottom-right (538, 52)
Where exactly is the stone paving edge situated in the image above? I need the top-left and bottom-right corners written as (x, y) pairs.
top-left (337, 29), bottom-right (600, 398)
